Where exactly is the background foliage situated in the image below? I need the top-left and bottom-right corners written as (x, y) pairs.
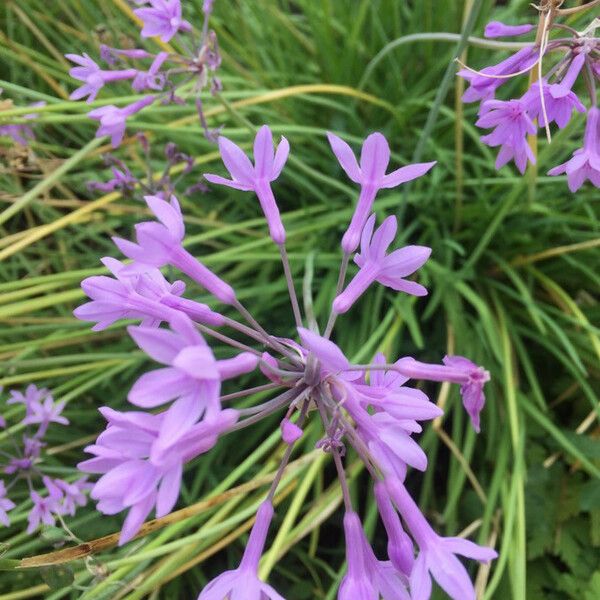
top-left (0, 0), bottom-right (598, 598)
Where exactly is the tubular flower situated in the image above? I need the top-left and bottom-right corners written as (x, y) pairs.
top-left (134, 0), bottom-right (192, 42)
top-left (333, 214), bottom-right (430, 314)
top-left (327, 131), bottom-right (435, 253)
top-left (204, 125), bottom-right (290, 244)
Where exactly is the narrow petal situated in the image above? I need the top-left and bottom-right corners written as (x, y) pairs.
top-left (326, 132), bottom-right (361, 183)
top-left (127, 326), bottom-right (185, 364)
top-left (370, 215), bottom-right (397, 259)
top-left (271, 136), bottom-right (290, 180)
top-left (360, 132), bottom-right (390, 184)
top-left (145, 195), bottom-right (184, 241)
top-left (379, 161), bottom-right (436, 188)
top-left (204, 173), bottom-right (253, 191)
top-left (409, 554), bottom-right (432, 600)
top-left (119, 492), bottom-right (156, 545)
top-left (218, 136), bottom-right (255, 186)
top-left (128, 368), bottom-right (192, 407)
top-left (442, 537), bottom-right (498, 562)
top-left (155, 463), bottom-right (182, 517)
top-left (253, 125), bottom-right (275, 179)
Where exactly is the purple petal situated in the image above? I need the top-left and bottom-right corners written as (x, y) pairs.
top-left (218, 136), bottom-right (255, 186)
top-left (145, 195), bottom-right (184, 241)
top-left (253, 125), bottom-right (275, 179)
top-left (155, 463), bottom-right (182, 517)
top-left (360, 132), bottom-right (390, 184)
top-left (297, 327), bottom-right (349, 372)
top-left (370, 215), bottom-right (397, 259)
top-left (119, 491), bottom-right (156, 545)
top-left (271, 136), bottom-right (290, 180)
top-left (204, 173), bottom-right (253, 191)
top-left (442, 537), bottom-right (498, 562)
top-left (128, 367), bottom-right (193, 407)
top-left (326, 132), bottom-right (361, 183)
top-left (379, 161), bottom-right (436, 189)
top-left (127, 326), bottom-right (186, 364)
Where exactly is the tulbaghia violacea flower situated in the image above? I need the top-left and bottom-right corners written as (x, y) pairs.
top-left (459, 9), bottom-right (599, 190)
top-left (326, 132), bottom-right (435, 253)
top-left (88, 96), bottom-right (154, 148)
top-left (0, 482), bottom-right (15, 527)
top-left (113, 195), bottom-right (236, 303)
top-left (333, 213), bottom-right (431, 314)
top-left (0, 101), bottom-right (46, 146)
top-left (75, 257), bottom-right (223, 330)
top-left (132, 52), bottom-right (169, 92)
top-left (134, 0), bottom-right (192, 43)
top-left (79, 407), bottom-right (238, 544)
top-left (198, 501), bottom-right (285, 600)
top-left (66, 53), bottom-right (137, 102)
top-left (204, 125), bottom-right (290, 244)
top-left (388, 478), bottom-right (497, 600)
top-left (1, 386), bottom-right (88, 534)
top-left (548, 105), bottom-right (600, 191)
top-left (78, 128), bottom-right (495, 598)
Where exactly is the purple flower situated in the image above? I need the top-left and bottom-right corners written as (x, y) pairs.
top-left (387, 478), bottom-right (497, 600)
top-left (8, 384), bottom-right (50, 417)
top-left (394, 355), bottom-right (490, 432)
top-left (327, 132), bottom-right (435, 253)
top-left (0, 481), bottom-right (15, 527)
top-left (523, 54), bottom-right (586, 129)
top-left (134, 0), bottom-right (192, 43)
top-left (333, 214), bottom-right (431, 314)
top-left (127, 317), bottom-right (256, 445)
top-left (55, 478), bottom-right (90, 516)
top-left (132, 52), bottom-right (169, 92)
top-left (198, 501), bottom-right (285, 600)
top-left (113, 195), bottom-right (236, 304)
top-left (27, 485), bottom-right (63, 533)
top-left (477, 98), bottom-right (537, 174)
top-left (458, 47), bottom-right (538, 104)
top-left (88, 164), bottom-right (137, 193)
top-left (484, 21), bottom-right (534, 38)
top-left (80, 406), bottom-right (238, 544)
top-left (374, 482), bottom-right (414, 576)
top-left (339, 511), bottom-right (411, 600)
top-left (88, 96), bottom-right (154, 148)
top-left (204, 126), bottom-right (290, 244)
top-left (548, 106), bottom-right (600, 192)
top-left (66, 53), bottom-right (137, 103)
top-left (0, 102), bottom-right (45, 146)
top-left (75, 256), bottom-right (223, 330)
top-left (21, 393), bottom-right (68, 438)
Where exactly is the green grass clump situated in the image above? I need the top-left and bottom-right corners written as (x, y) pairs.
top-left (0, 1), bottom-right (598, 598)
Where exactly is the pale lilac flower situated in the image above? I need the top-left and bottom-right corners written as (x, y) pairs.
top-left (0, 481), bottom-right (15, 527)
top-left (484, 21), bottom-right (534, 38)
top-left (22, 395), bottom-right (68, 437)
top-left (327, 132), bottom-right (435, 253)
top-left (127, 317), bottom-right (257, 445)
top-left (88, 164), bottom-right (137, 193)
top-left (459, 47), bottom-right (538, 104)
top-left (80, 406), bottom-right (238, 544)
top-left (204, 126), bottom-right (290, 244)
top-left (548, 106), bottom-right (600, 191)
top-left (113, 195), bottom-right (236, 304)
top-left (132, 52), bottom-right (169, 92)
top-left (88, 96), bottom-right (154, 148)
top-left (55, 478), bottom-right (90, 516)
top-left (523, 54), bottom-right (586, 129)
top-left (66, 53), bottom-right (137, 103)
top-left (198, 501), bottom-right (285, 600)
top-left (134, 0), bottom-right (192, 43)
top-left (477, 98), bottom-right (537, 174)
top-left (339, 511), bottom-right (411, 600)
top-left (75, 256), bottom-right (223, 330)
top-left (0, 102), bottom-right (45, 145)
top-left (387, 478), bottom-right (497, 600)
top-left (374, 482), bottom-right (414, 576)
top-left (333, 214), bottom-right (431, 314)
top-left (8, 384), bottom-right (50, 417)
top-left (27, 486), bottom-right (63, 533)
top-left (394, 355), bottom-right (490, 432)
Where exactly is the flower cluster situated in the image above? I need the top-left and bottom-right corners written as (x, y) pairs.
top-left (77, 126), bottom-right (496, 599)
top-left (0, 385), bottom-right (90, 533)
top-left (0, 91), bottom-right (46, 146)
top-left (66, 0), bottom-right (221, 147)
top-left (459, 5), bottom-right (600, 190)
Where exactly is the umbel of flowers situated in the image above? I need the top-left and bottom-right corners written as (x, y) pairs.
top-left (0, 385), bottom-right (90, 533)
top-left (76, 125), bottom-right (496, 599)
top-left (458, 3), bottom-right (600, 190)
